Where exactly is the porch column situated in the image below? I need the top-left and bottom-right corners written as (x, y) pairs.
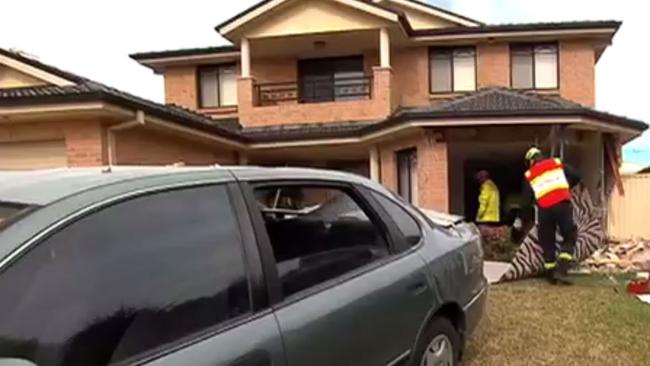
top-left (379, 28), bottom-right (390, 68)
top-left (370, 145), bottom-right (380, 182)
top-left (241, 38), bottom-right (251, 78)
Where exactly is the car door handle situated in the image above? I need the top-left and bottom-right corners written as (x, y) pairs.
top-left (227, 350), bottom-right (271, 366)
top-left (408, 281), bottom-right (428, 296)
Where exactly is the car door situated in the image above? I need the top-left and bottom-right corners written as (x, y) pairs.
top-left (242, 181), bottom-right (434, 366)
top-left (0, 183), bottom-right (285, 366)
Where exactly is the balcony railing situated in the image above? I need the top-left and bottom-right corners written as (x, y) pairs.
top-left (255, 75), bottom-right (373, 106)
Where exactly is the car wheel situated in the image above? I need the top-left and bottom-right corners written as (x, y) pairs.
top-left (412, 317), bottom-right (461, 366)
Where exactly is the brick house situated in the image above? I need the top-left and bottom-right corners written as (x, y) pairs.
top-left (2, 0), bottom-right (648, 218)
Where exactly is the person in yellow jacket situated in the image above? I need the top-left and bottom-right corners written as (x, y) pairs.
top-left (475, 170), bottom-right (500, 223)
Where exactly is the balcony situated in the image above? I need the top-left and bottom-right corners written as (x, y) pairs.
top-left (255, 75), bottom-right (373, 106)
top-left (236, 28), bottom-right (394, 127)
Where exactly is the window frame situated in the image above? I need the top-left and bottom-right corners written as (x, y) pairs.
top-left (510, 42), bottom-right (560, 91)
top-left (368, 190), bottom-right (424, 248)
top-left (0, 182), bottom-right (269, 366)
top-left (239, 179), bottom-right (409, 308)
top-left (396, 148), bottom-right (417, 205)
top-left (428, 46), bottom-right (477, 94)
top-left (196, 63), bottom-right (238, 109)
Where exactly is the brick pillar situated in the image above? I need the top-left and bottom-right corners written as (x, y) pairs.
top-left (372, 66), bottom-right (394, 117)
top-left (477, 42), bottom-right (510, 88)
top-left (64, 121), bottom-right (106, 167)
top-left (417, 130), bottom-right (449, 212)
top-left (237, 77), bottom-right (255, 127)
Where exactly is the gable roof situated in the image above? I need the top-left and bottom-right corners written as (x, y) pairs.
top-left (376, 0), bottom-right (482, 27)
top-left (0, 48), bottom-right (81, 86)
top-left (216, 0), bottom-right (402, 37)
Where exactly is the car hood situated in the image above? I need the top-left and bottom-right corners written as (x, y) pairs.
top-left (418, 209), bottom-right (465, 228)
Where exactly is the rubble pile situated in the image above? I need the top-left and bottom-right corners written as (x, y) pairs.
top-left (584, 239), bottom-right (650, 273)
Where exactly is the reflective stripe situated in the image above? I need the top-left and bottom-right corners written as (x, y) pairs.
top-left (530, 168), bottom-right (570, 199)
top-left (544, 262), bottom-right (557, 269)
top-left (558, 252), bottom-right (574, 261)
top-left (526, 158), bottom-right (572, 208)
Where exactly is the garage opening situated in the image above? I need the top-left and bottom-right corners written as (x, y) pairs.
top-left (448, 126), bottom-right (605, 226)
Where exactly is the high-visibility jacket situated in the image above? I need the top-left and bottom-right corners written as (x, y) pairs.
top-left (477, 179), bottom-right (500, 223)
top-left (525, 158), bottom-right (571, 209)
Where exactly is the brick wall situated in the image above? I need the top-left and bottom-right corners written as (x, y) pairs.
top-left (114, 127), bottom-right (237, 166)
top-left (560, 40), bottom-right (596, 106)
top-left (63, 121), bottom-right (106, 167)
top-left (392, 47), bottom-right (430, 107)
top-left (164, 66), bottom-right (197, 109)
top-left (162, 39), bottom-right (597, 122)
top-left (378, 130), bottom-right (449, 212)
top-left (252, 57), bottom-right (297, 83)
top-left (477, 42), bottom-right (510, 88)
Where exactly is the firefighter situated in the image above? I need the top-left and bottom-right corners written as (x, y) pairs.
top-left (523, 147), bottom-right (581, 284)
top-left (475, 170), bottom-right (500, 224)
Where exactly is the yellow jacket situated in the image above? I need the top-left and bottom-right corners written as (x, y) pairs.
top-left (477, 179), bottom-right (500, 223)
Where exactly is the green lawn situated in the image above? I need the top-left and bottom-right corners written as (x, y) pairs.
top-left (464, 275), bottom-right (650, 366)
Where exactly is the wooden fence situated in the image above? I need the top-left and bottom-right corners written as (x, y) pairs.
top-left (608, 174), bottom-right (650, 240)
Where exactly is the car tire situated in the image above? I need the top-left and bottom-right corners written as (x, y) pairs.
top-left (411, 317), bottom-right (461, 366)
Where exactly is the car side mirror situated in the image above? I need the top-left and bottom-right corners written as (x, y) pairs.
top-left (0, 359), bottom-right (38, 366)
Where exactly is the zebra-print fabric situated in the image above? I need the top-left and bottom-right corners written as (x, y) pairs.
top-left (500, 185), bottom-right (605, 282)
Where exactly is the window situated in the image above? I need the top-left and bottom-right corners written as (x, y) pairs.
top-left (0, 186), bottom-right (250, 366)
top-left (372, 192), bottom-right (422, 247)
top-left (0, 202), bottom-right (34, 230)
top-left (254, 185), bottom-right (389, 297)
top-left (511, 43), bottom-right (558, 89)
top-left (397, 149), bottom-right (418, 205)
top-left (429, 47), bottom-right (476, 93)
top-left (298, 56), bottom-right (369, 103)
top-left (199, 65), bottom-right (238, 108)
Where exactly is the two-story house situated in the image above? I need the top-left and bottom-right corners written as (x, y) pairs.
top-left (130, 0), bottom-right (646, 216)
top-left (1, 0), bottom-right (647, 217)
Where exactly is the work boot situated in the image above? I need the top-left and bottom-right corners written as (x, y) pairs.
top-left (545, 269), bottom-right (558, 285)
top-left (554, 260), bottom-right (573, 286)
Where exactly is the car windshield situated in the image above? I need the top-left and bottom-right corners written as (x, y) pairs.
top-left (0, 202), bottom-right (36, 232)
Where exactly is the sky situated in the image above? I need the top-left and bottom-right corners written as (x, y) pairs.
top-left (1, 0), bottom-right (648, 163)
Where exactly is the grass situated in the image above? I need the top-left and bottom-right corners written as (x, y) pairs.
top-left (464, 275), bottom-right (650, 366)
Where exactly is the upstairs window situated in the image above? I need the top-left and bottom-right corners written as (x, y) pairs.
top-left (511, 43), bottom-right (558, 90)
top-left (198, 64), bottom-right (238, 108)
top-left (298, 56), bottom-right (369, 103)
top-left (429, 47), bottom-right (476, 93)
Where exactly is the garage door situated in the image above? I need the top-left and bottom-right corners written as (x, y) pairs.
top-left (0, 140), bottom-right (67, 170)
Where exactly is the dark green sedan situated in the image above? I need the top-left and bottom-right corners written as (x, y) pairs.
top-left (0, 167), bottom-right (487, 366)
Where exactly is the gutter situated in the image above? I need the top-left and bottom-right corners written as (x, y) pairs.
top-left (107, 110), bottom-right (146, 166)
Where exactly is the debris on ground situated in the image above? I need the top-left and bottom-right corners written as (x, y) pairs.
top-left (583, 239), bottom-right (650, 273)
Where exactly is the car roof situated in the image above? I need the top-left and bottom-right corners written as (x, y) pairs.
top-left (0, 166), bottom-right (226, 206)
top-left (0, 166), bottom-right (380, 206)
